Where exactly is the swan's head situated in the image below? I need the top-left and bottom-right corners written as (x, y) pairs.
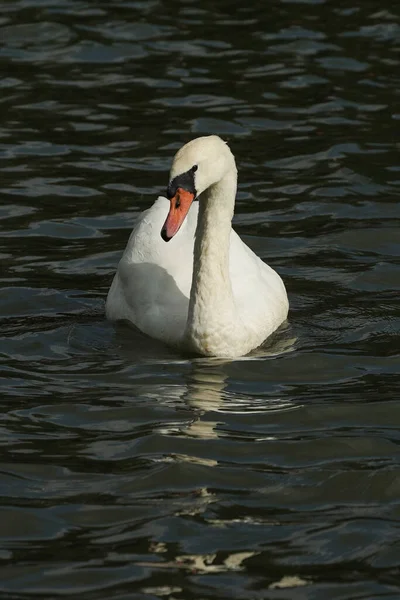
top-left (161, 135), bottom-right (236, 242)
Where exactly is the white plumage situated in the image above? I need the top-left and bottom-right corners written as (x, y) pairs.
top-left (106, 135), bottom-right (289, 357)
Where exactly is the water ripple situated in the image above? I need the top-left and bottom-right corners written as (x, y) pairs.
top-left (0, 0), bottom-right (399, 598)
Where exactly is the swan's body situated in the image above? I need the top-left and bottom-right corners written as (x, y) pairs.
top-left (106, 136), bottom-right (288, 357)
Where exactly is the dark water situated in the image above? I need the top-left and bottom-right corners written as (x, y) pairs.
top-left (1, 0), bottom-right (400, 598)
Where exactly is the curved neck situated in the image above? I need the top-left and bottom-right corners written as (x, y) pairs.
top-left (185, 169), bottom-right (238, 354)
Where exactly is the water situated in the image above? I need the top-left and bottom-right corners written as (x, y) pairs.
top-left (1, 0), bottom-right (399, 598)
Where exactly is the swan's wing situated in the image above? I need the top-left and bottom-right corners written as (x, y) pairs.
top-left (130, 197), bottom-right (198, 293)
top-left (229, 230), bottom-right (289, 330)
top-left (106, 197), bottom-right (198, 345)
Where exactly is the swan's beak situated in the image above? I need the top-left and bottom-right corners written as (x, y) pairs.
top-left (161, 188), bottom-right (195, 242)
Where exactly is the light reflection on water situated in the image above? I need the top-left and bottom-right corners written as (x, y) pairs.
top-left (0, 0), bottom-right (399, 598)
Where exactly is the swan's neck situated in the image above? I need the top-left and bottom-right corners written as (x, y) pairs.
top-left (185, 169), bottom-right (239, 355)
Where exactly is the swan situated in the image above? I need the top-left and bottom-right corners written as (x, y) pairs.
top-left (106, 135), bottom-right (289, 357)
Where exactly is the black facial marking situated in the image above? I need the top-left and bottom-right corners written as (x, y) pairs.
top-left (161, 227), bottom-right (171, 242)
top-left (167, 165), bottom-right (197, 199)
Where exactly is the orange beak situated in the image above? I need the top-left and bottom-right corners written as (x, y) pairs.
top-left (161, 187), bottom-right (195, 242)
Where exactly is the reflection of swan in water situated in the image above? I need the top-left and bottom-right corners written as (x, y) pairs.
top-left (181, 328), bottom-right (299, 439)
top-left (136, 337), bottom-right (304, 581)
top-left (67, 314), bottom-right (298, 441)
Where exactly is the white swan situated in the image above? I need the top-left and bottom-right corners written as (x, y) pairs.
top-left (106, 135), bottom-right (288, 357)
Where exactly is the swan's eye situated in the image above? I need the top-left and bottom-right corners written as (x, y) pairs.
top-left (192, 165), bottom-right (198, 173)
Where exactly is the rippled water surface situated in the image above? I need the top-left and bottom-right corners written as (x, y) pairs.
top-left (1, 0), bottom-right (400, 598)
